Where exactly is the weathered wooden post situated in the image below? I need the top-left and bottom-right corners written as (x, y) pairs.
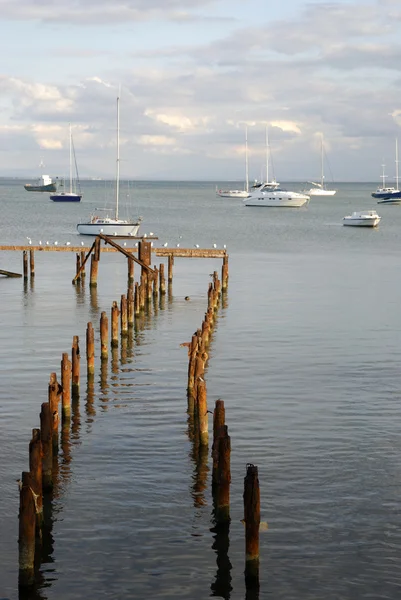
top-left (71, 336), bottom-right (80, 399)
top-left (40, 402), bottom-right (53, 491)
top-left (128, 256), bottom-right (134, 284)
top-left (29, 429), bottom-right (43, 529)
top-left (86, 322), bottom-right (95, 380)
top-left (212, 399), bottom-right (226, 487)
top-left (243, 464), bottom-right (260, 587)
top-left (187, 334), bottom-right (199, 404)
top-left (80, 250), bottom-right (86, 277)
top-left (215, 426), bottom-right (231, 524)
top-left (127, 286), bottom-right (134, 328)
top-left (153, 266), bottom-right (159, 297)
top-left (196, 376), bottom-right (208, 446)
top-left (159, 262), bottom-right (166, 295)
top-left (100, 311), bottom-right (109, 360)
top-left (23, 251), bottom-right (28, 279)
top-left (111, 301), bottom-right (119, 348)
top-left (134, 282), bottom-right (140, 316)
top-left (48, 372), bottom-right (59, 454)
top-left (61, 353), bottom-right (72, 423)
top-left (222, 255), bottom-right (229, 291)
top-left (120, 294), bottom-right (128, 337)
top-left (168, 254), bottom-right (174, 283)
top-left (18, 472), bottom-right (36, 588)
top-left (75, 253), bottom-right (81, 283)
top-left (89, 255), bottom-right (99, 287)
top-left (29, 250), bottom-right (35, 278)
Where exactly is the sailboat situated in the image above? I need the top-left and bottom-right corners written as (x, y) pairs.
top-left (306, 135), bottom-right (336, 196)
top-left (216, 127), bottom-right (250, 198)
top-left (371, 139), bottom-right (401, 203)
top-left (77, 96), bottom-right (142, 236)
top-left (50, 124), bottom-right (82, 202)
top-left (251, 126), bottom-right (280, 190)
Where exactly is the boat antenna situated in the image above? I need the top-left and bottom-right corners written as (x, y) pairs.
top-left (396, 138), bottom-right (399, 190)
top-left (115, 94), bottom-right (120, 220)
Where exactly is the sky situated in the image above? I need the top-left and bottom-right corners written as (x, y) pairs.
top-left (1, 0), bottom-right (401, 182)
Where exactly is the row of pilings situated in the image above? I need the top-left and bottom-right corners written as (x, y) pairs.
top-left (186, 269), bottom-right (262, 594)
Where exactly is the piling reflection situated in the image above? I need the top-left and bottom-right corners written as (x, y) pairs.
top-left (73, 279), bottom-right (85, 305)
top-left (99, 359), bottom-right (109, 408)
top-left (89, 285), bottom-right (99, 315)
top-left (210, 517), bottom-right (232, 599)
top-left (188, 411), bottom-right (208, 509)
top-left (85, 378), bottom-right (96, 424)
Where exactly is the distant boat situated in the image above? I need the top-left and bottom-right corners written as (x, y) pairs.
top-left (306, 135), bottom-right (336, 196)
top-left (216, 126), bottom-right (250, 198)
top-left (24, 174), bottom-right (57, 193)
top-left (372, 139), bottom-right (401, 203)
top-left (77, 95), bottom-right (142, 236)
top-left (50, 124), bottom-right (82, 202)
top-left (343, 210), bottom-right (381, 227)
top-left (244, 183), bottom-right (310, 207)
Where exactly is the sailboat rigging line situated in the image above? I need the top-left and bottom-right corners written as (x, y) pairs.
top-left (71, 135), bottom-right (82, 195)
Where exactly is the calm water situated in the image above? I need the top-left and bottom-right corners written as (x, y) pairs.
top-left (1, 179), bottom-right (401, 599)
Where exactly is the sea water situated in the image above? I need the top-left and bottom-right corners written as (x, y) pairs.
top-left (1, 179), bottom-right (401, 599)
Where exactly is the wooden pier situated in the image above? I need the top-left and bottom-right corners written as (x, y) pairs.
top-left (0, 245), bottom-right (226, 259)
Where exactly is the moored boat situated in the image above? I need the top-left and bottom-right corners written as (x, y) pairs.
top-left (343, 210), bottom-right (381, 227)
top-left (244, 183), bottom-right (310, 207)
top-left (50, 124), bottom-right (82, 202)
top-left (372, 140), bottom-right (401, 203)
top-left (24, 175), bottom-right (57, 193)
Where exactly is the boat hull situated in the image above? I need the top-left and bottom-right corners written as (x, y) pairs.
top-left (24, 183), bottom-right (57, 192)
top-left (50, 193), bottom-right (82, 202)
top-left (77, 222), bottom-right (141, 236)
top-left (217, 190), bottom-right (250, 198)
top-left (343, 211), bottom-right (381, 227)
top-left (308, 188), bottom-right (336, 196)
top-left (244, 191), bottom-right (309, 207)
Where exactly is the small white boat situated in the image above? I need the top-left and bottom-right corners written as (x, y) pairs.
top-left (216, 126), bottom-right (250, 198)
top-left (343, 210), bottom-right (381, 227)
top-left (305, 135), bottom-right (336, 196)
top-left (77, 96), bottom-right (142, 237)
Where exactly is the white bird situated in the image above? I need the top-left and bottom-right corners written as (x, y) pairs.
top-left (54, 241), bottom-right (58, 246)
top-left (26, 237), bottom-right (32, 245)
top-left (65, 242), bottom-right (71, 246)
top-left (213, 243), bottom-right (217, 248)
top-left (179, 235), bottom-right (183, 239)
top-left (81, 241), bottom-right (85, 246)
top-left (123, 242), bottom-right (127, 246)
top-left (100, 229), bottom-right (103, 233)
top-left (223, 244), bottom-right (227, 249)
top-left (143, 233), bottom-right (147, 238)
top-left (114, 232), bottom-right (117, 236)
top-left (194, 244), bottom-right (199, 248)
top-left (151, 242), bottom-right (154, 247)
top-left (39, 240), bottom-right (42, 246)
top-left (163, 242), bottom-right (168, 247)
top-left (129, 232), bottom-right (133, 236)
top-left (149, 232), bottom-right (154, 236)
top-left (176, 243), bottom-right (180, 248)
top-left (46, 241), bottom-right (49, 245)
top-left (135, 242), bottom-right (138, 247)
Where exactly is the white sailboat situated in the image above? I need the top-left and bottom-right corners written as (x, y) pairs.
top-left (306, 135), bottom-right (336, 196)
top-left (372, 139), bottom-right (401, 203)
top-left (50, 124), bottom-right (82, 202)
top-left (216, 127), bottom-right (250, 198)
top-left (251, 126), bottom-right (280, 191)
top-left (77, 96), bottom-right (142, 236)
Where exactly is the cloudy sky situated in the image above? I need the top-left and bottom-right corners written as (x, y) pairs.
top-left (1, 0), bottom-right (401, 181)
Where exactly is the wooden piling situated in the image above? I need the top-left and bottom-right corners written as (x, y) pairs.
top-left (71, 335), bottom-right (80, 399)
top-left (86, 322), bottom-right (95, 378)
top-left (168, 254), bottom-right (174, 282)
top-left (222, 255), bottom-right (229, 291)
top-left (127, 286), bottom-right (134, 328)
top-left (212, 400), bottom-right (226, 486)
top-left (40, 402), bottom-right (53, 492)
top-left (187, 334), bottom-right (199, 399)
top-left (29, 250), bottom-right (35, 278)
top-left (23, 251), bottom-right (28, 279)
top-left (18, 472), bottom-right (36, 588)
top-left (153, 266), bottom-right (159, 297)
top-left (243, 464), bottom-right (260, 584)
top-left (80, 251), bottom-right (86, 277)
top-left (120, 294), bottom-right (128, 337)
top-left (128, 256), bottom-right (134, 283)
top-left (215, 426), bottom-right (231, 524)
top-left (89, 255), bottom-right (99, 287)
top-left (159, 262), bottom-right (166, 295)
top-left (29, 429), bottom-right (43, 529)
top-left (111, 301), bottom-right (119, 347)
top-left (75, 253), bottom-right (81, 282)
top-left (100, 311), bottom-right (109, 360)
top-left (197, 376), bottom-right (208, 446)
top-left (48, 373), bottom-right (59, 454)
top-left (61, 353), bottom-right (72, 422)
top-left (134, 282), bottom-right (140, 316)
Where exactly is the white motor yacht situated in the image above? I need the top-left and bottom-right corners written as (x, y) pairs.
top-left (343, 210), bottom-right (381, 227)
top-left (244, 183), bottom-right (310, 207)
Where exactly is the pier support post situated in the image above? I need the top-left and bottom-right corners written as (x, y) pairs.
top-left (18, 472), bottom-right (36, 588)
top-left (61, 353), bottom-right (71, 422)
top-left (159, 263), bottom-right (166, 295)
top-left (29, 429), bottom-right (43, 529)
top-left (168, 254), bottom-right (174, 283)
top-left (89, 255), bottom-right (99, 287)
top-left (71, 336), bottom-right (80, 399)
top-left (100, 311), bottom-right (109, 360)
top-left (40, 402), bottom-right (53, 492)
top-left (75, 253), bottom-right (81, 283)
top-left (128, 257), bottom-right (134, 284)
top-left (222, 255), bottom-right (229, 291)
top-left (127, 286), bottom-right (134, 328)
top-left (111, 301), bottom-right (119, 348)
top-left (120, 295), bottom-right (128, 337)
top-left (86, 322), bottom-right (95, 379)
top-left (48, 372), bottom-right (59, 454)
top-left (244, 464), bottom-right (260, 588)
top-left (80, 251), bottom-right (86, 277)
top-left (212, 400), bottom-right (226, 487)
top-left (197, 376), bottom-right (208, 446)
top-left (29, 250), bottom-right (35, 278)
top-left (215, 426), bottom-right (231, 524)
top-left (23, 251), bottom-right (28, 279)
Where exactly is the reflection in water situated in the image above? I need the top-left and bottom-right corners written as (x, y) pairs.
top-left (221, 289), bottom-right (228, 310)
top-left (89, 286), bottom-right (99, 316)
top-left (189, 428), bottom-right (208, 509)
top-left (85, 379), bottom-right (96, 425)
top-left (71, 396), bottom-right (81, 442)
top-left (168, 283), bottom-right (173, 305)
top-left (121, 334), bottom-right (128, 365)
top-left (210, 519), bottom-right (232, 600)
top-left (73, 278), bottom-right (85, 305)
top-left (99, 359), bottom-right (109, 408)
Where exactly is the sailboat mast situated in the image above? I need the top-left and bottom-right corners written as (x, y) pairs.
top-left (245, 125), bottom-right (249, 193)
top-left (265, 126), bottom-right (269, 183)
top-left (396, 138), bottom-right (399, 190)
top-left (69, 123), bottom-right (72, 194)
top-left (115, 96), bottom-right (120, 220)
top-left (320, 134), bottom-right (324, 189)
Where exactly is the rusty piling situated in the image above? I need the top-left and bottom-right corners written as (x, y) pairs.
top-left (159, 262), bottom-right (166, 295)
top-left (29, 250), bottom-right (35, 278)
top-left (61, 353), bottom-right (72, 422)
top-left (128, 256), bottom-right (134, 283)
top-left (127, 286), bottom-right (134, 328)
top-left (86, 322), bottom-right (95, 379)
top-left (89, 255), bottom-right (99, 287)
top-left (111, 301), bottom-right (119, 348)
top-left (120, 294), bottom-right (128, 337)
top-left (222, 255), bottom-right (229, 291)
top-left (80, 251), bottom-right (86, 277)
top-left (168, 254), bottom-right (174, 282)
top-left (243, 464), bottom-right (260, 587)
top-left (40, 402), bottom-right (53, 491)
top-left (29, 429), bottom-right (43, 529)
top-left (48, 373), bottom-right (59, 454)
top-left (212, 399), bottom-right (226, 487)
top-left (71, 336), bottom-right (80, 399)
top-left (23, 251), bottom-right (28, 279)
top-left (100, 311), bottom-right (109, 360)
top-left (18, 472), bottom-right (36, 588)
top-left (196, 376), bottom-right (208, 446)
top-left (215, 426), bottom-right (231, 524)
top-left (75, 253), bottom-right (81, 282)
